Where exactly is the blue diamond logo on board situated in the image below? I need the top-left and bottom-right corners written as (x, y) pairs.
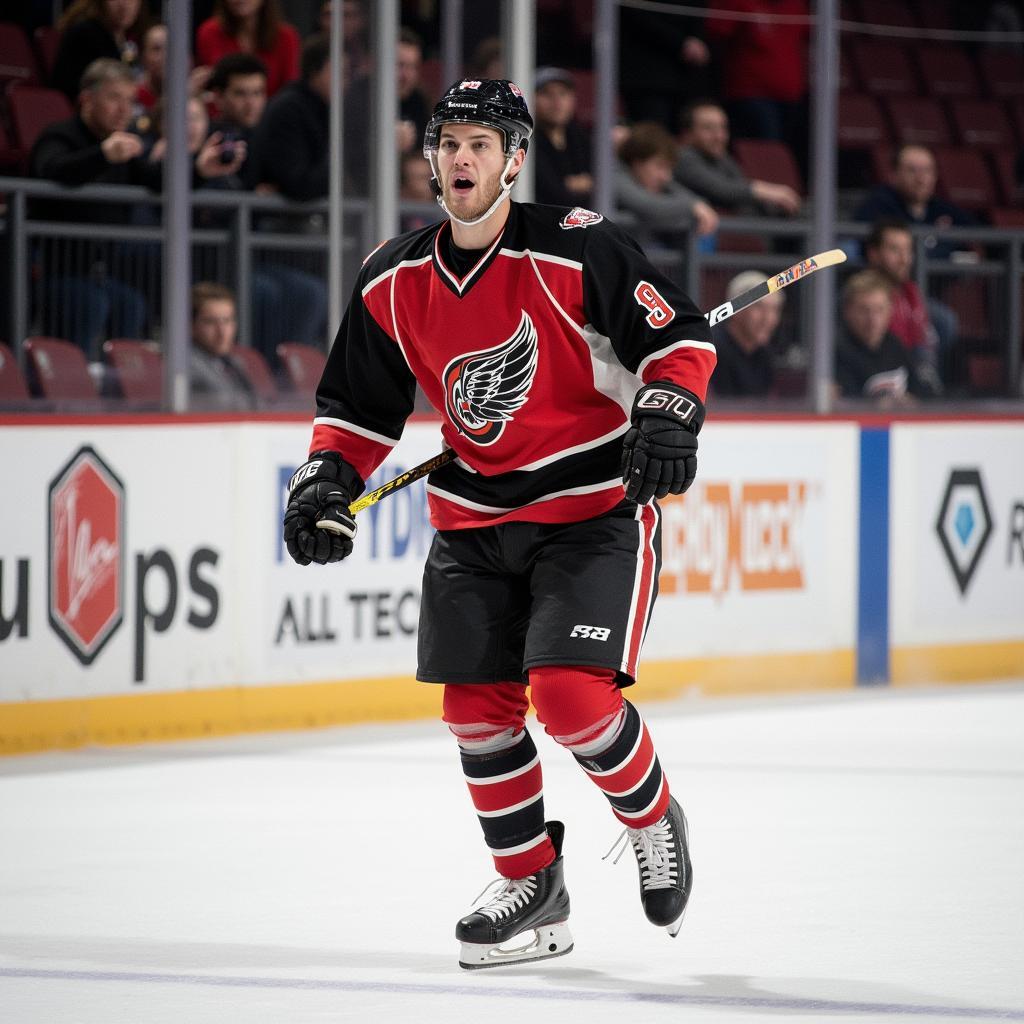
top-left (935, 468), bottom-right (993, 596)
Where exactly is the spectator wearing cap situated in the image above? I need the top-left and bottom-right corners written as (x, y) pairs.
top-left (675, 100), bottom-right (801, 216)
top-left (616, 122), bottom-right (718, 249)
top-left (532, 67), bottom-right (593, 208)
top-left (709, 270), bottom-right (783, 397)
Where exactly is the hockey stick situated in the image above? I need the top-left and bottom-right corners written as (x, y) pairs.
top-left (329, 248), bottom-right (846, 522)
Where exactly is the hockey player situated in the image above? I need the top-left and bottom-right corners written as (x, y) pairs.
top-left (283, 79), bottom-right (716, 969)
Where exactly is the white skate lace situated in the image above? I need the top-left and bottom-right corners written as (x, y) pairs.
top-left (603, 817), bottom-right (677, 891)
top-left (470, 876), bottom-right (538, 922)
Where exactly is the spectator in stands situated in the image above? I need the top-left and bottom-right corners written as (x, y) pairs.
top-left (195, 0), bottom-right (299, 98)
top-left (675, 100), bottom-right (801, 216)
top-left (52, 0), bottom-right (150, 101)
top-left (251, 33), bottom-right (328, 200)
top-left (317, 0), bottom-right (372, 86)
top-left (31, 57), bottom-right (159, 351)
top-left (344, 28), bottom-right (431, 195)
top-left (190, 282), bottom-right (256, 410)
top-left (836, 270), bottom-right (930, 405)
top-left (532, 67), bottom-right (593, 208)
top-left (616, 122), bottom-right (718, 249)
top-left (400, 153), bottom-right (440, 231)
top-left (704, 0), bottom-right (809, 163)
top-left (709, 270), bottom-right (783, 398)
top-left (207, 52), bottom-right (268, 188)
top-left (855, 145), bottom-right (973, 259)
top-left (135, 23), bottom-right (212, 115)
top-left (864, 220), bottom-right (946, 395)
top-left (619, 1), bottom-right (711, 133)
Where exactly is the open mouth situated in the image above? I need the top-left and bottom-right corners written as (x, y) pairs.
top-left (451, 175), bottom-right (475, 194)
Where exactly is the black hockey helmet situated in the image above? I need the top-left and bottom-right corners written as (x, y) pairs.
top-left (423, 79), bottom-right (534, 160)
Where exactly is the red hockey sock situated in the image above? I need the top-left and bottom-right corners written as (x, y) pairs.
top-left (443, 682), bottom-right (556, 878)
top-left (530, 665), bottom-right (670, 828)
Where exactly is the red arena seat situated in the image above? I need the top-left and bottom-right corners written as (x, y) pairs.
top-left (848, 39), bottom-right (919, 95)
top-left (8, 85), bottom-right (73, 155)
top-left (732, 139), bottom-right (804, 194)
top-left (276, 342), bottom-right (326, 394)
top-left (0, 342), bottom-right (30, 400)
top-left (977, 50), bottom-right (1024, 99)
top-left (0, 22), bottom-right (40, 87)
top-left (914, 45), bottom-right (980, 98)
top-left (933, 147), bottom-right (998, 213)
top-left (103, 339), bottom-right (163, 403)
top-left (838, 93), bottom-right (890, 148)
top-left (883, 96), bottom-right (952, 147)
top-left (948, 99), bottom-right (1016, 150)
top-left (23, 336), bottom-right (98, 400)
top-left (229, 345), bottom-right (277, 402)
top-left (856, 0), bottom-right (918, 28)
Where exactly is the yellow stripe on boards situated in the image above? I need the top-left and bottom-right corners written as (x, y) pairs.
top-left (891, 641), bottom-right (1024, 685)
top-left (0, 649), bottom-right (856, 756)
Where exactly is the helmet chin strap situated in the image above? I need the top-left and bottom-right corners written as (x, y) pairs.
top-left (430, 153), bottom-right (518, 228)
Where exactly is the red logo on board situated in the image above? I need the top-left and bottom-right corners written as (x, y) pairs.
top-left (48, 446), bottom-right (124, 665)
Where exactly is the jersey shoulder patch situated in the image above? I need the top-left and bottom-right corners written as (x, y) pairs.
top-left (559, 207), bottom-right (604, 230)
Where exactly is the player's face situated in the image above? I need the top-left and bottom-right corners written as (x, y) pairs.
top-left (193, 299), bottom-right (238, 357)
top-left (844, 289), bottom-right (893, 350)
top-left (437, 123), bottom-right (518, 221)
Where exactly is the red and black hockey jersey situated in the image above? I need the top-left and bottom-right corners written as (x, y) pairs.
top-left (310, 202), bottom-right (716, 530)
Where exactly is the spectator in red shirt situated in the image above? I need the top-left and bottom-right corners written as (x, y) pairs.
top-left (195, 0), bottom-right (299, 98)
top-left (704, 0), bottom-right (809, 158)
top-left (52, 0), bottom-right (150, 101)
top-left (864, 220), bottom-right (946, 395)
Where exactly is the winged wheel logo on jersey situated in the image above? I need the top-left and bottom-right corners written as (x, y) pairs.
top-left (443, 311), bottom-right (539, 445)
top-left (560, 207), bottom-right (604, 230)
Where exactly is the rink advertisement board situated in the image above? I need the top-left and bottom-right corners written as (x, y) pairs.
top-left (889, 422), bottom-right (1024, 682)
top-left (2, 414), bottom-right (1022, 753)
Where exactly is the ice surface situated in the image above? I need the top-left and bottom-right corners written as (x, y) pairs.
top-left (1, 683), bottom-right (1023, 1023)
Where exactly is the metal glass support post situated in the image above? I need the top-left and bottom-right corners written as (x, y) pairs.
top-left (503, 0), bottom-right (535, 202)
top-left (372, 0), bottom-right (399, 243)
top-left (592, 0), bottom-right (617, 218)
top-left (441, 0), bottom-right (463, 93)
top-left (328, 0), bottom-right (345, 349)
top-left (6, 189), bottom-right (27, 362)
top-left (1008, 238), bottom-right (1023, 396)
top-left (231, 199), bottom-right (252, 348)
top-left (810, 0), bottom-right (839, 414)
top-left (163, 0), bottom-right (192, 412)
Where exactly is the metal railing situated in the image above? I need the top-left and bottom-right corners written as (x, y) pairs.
top-left (1, 176), bottom-right (1021, 409)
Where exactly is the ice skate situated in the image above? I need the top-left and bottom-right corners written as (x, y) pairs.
top-left (456, 821), bottom-right (573, 969)
top-left (606, 794), bottom-right (692, 937)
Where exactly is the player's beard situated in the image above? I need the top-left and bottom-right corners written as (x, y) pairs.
top-left (444, 167), bottom-right (504, 222)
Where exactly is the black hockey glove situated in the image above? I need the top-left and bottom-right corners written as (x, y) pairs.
top-left (283, 451), bottom-right (364, 565)
top-left (620, 382), bottom-right (705, 505)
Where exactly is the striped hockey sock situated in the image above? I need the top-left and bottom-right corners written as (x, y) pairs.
top-left (568, 700), bottom-right (670, 828)
top-left (459, 728), bottom-right (556, 878)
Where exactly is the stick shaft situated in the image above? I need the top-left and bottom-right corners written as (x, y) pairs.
top-left (345, 248), bottom-right (847, 516)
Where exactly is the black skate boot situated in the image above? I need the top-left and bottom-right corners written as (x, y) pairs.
top-left (606, 795), bottom-right (692, 937)
top-left (456, 821), bottom-right (573, 969)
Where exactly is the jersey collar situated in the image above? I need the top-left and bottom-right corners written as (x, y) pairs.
top-left (432, 205), bottom-right (517, 298)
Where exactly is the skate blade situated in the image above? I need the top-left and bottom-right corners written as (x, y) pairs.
top-left (458, 921), bottom-right (573, 970)
top-left (666, 907), bottom-right (687, 938)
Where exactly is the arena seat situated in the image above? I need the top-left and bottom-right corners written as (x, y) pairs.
top-left (0, 117), bottom-right (24, 174)
top-left (933, 147), bottom-right (998, 213)
top-left (988, 207), bottom-right (1024, 228)
top-left (8, 85), bottom-right (73, 155)
top-left (848, 39), bottom-right (919, 95)
top-left (1006, 98), bottom-right (1024, 145)
top-left (977, 50), bottom-right (1024, 99)
top-left (917, 0), bottom-right (953, 30)
top-left (103, 339), bottom-right (163, 403)
top-left (856, 0), bottom-right (918, 28)
top-left (883, 96), bottom-right (951, 147)
top-left (732, 139), bottom-right (803, 194)
top-left (948, 99), bottom-right (1016, 150)
top-left (276, 342), bottom-right (326, 394)
top-left (914, 45), bottom-right (979, 99)
top-left (33, 25), bottom-right (59, 80)
top-left (838, 93), bottom-right (889, 148)
top-left (0, 342), bottom-right (30, 400)
top-left (988, 151), bottom-right (1022, 208)
top-left (0, 22), bottom-right (40, 87)
top-left (229, 345), bottom-right (277, 402)
top-left (23, 336), bottom-right (98, 400)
